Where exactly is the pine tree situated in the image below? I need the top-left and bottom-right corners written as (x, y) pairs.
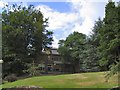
top-left (99, 1), bottom-right (120, 80)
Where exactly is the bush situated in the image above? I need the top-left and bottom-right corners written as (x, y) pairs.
top-left (4, 74), bottom-right (17, 82)
top-left (24, 62), bottom-right (40, 76)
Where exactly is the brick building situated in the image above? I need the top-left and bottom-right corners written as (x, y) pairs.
top-left (38, 48), bottom-right (73, 73)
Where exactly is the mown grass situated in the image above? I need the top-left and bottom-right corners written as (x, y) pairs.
top-left (1, 72), bottom-right (118, 89)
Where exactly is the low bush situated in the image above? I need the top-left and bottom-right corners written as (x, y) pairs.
top-left (4, 74), bottom-right (17, 82)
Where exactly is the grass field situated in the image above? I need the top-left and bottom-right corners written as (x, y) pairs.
top-left (1, 72), bottom-right (118, 89)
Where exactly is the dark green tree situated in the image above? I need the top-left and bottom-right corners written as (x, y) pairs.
top-left (98, 1), bottom-right (120, 79)
top-left (58, 40), bottom-right (73, 72)
top-left (82, 18), bottom-right (103, 72)
top-left (2, 4), bottom-right (53, 76)
top-left (58, 32), bottom-right (86, 73)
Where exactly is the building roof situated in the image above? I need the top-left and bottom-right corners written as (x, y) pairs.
top-left (42, 48), bottom-right (59, 55)
top-left (51, 48), bottom-right (59, 55)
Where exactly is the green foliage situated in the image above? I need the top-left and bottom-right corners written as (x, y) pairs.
top-left (2, 4), bottom-right (53, 76)
top-left (58, 32), bottom-right (86, 73)
top-left (2, 1), bottom-right (119, 81)
top-left (58, 1), bottom-right (120, 78)
top-left (24, 61), bottom-right (40, 76)
top-left (105, 61), bottom-right (120, 81)
top-left (82, 41), bottom-right (100, 72)
top-left (58, 45), bottom-right (71, 63)
top-left (58, 20), bottom-right (103, 72)
top-left (82, 18), bottom-right (103, 72)
top-left (98, 1), bottom-right (120, 79)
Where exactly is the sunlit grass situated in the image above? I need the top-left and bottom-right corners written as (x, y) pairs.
top-left (1, 72), bottom-right (118, 89)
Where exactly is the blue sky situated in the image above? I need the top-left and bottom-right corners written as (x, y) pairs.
top-left (0, 0), bottom-right (120, 48)
top-left (28, 2), bottom-right (71, 13)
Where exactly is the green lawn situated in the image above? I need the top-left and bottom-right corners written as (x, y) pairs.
top-left (1, 72), bottom-right (118, 89)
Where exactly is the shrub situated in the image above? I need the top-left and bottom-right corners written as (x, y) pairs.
top-left (24, 62), bottom-right (40, 76)
top-left (4, 74), bottom-right (17, 82)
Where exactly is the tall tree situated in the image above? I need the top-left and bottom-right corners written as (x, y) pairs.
top-left (58, 32), bottom-right (86, 73)
top-left (2, 4), bottom-right (53, 76)
top-left (98, 1), bottom-right (120, 79)
top-left (82, 18), bottom-right (103, 72)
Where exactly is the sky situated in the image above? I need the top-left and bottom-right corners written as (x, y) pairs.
top-left (0, 0), bottom-right (120, 48)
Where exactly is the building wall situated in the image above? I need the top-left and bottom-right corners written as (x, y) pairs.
top-left (37, 53), bottom-right (64, 72)
top-left (37, 48), bottom-right (73, 73)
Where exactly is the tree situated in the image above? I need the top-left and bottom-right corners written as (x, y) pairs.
top-left (2, 4), bottom-right (53, 76)
top-left (58, 32), bottom-right (86, 73)
top-left (58, 42), bottom-right (73, 72)
top-left (82, 18), bottom-right (103, 72)
top-left (98, 1), bottom-right (120, 79)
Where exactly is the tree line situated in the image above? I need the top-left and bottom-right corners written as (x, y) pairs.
top-left (1, 1), bottom-right (120, 80)
top-left (58, 1), bottom-right (120, 79)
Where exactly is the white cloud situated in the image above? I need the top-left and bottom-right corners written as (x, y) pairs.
top-left (0, 1), bottom-right (8, 8)
top-left (52, 36), bottom-right (59, 48)
top-left (36, 0), bottom-right (103, 48)
top-left (36, 5), bottom-right (81, 48)
top-left (72, 17), bottom-right (94, 35)
top-left (36, 5), bottom-right (79, 30)
top-left (69, 0), bottom-right (98, 35)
